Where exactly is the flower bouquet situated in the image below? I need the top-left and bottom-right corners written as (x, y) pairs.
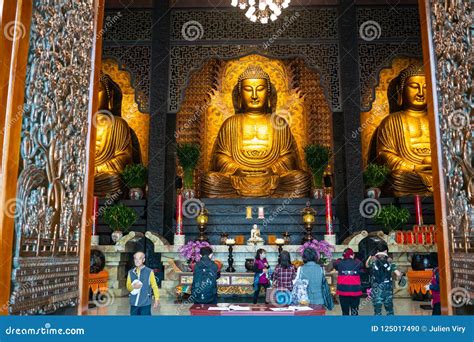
top-left (178, 240), bottom-right (214, 271)
top-left (298, 239), bottom-right (335, 265)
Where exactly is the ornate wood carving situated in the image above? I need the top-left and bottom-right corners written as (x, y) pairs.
top-left (9, 0), bottom-right (95, 315)
top-left (426, 0), bottom-right (473, 304)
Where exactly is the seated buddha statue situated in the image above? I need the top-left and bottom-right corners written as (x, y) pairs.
top-left (94, 73), bottom-right (133, 198)
top-left (201, 65), bottom-right (311, 198)
top-left (376, 64), bottom-right (433, 196)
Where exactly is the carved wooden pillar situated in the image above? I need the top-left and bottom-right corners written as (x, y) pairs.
top-left (0, 0), bottom-right (104, 315)
top-left (419, 0), bottom-right (473, 315)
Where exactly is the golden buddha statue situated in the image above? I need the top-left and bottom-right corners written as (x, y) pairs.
top-left (201, 65), bottom-right (311, 198)
top-left (376, 64), bottom-right (433, 196)
top-left (94, 73), bottom-right (133, 198)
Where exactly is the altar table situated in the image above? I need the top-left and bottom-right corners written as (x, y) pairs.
top-left (190, 304), bottom-right (326, 316)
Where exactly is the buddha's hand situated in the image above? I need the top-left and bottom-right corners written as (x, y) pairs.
top-left (422, 156), bottom-right (432, 164)
top-left (414, 164), bottom-right (431, 172)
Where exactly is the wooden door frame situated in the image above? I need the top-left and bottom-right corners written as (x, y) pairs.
top-left (0, 0), bottom-right (33, 316)
top-left (78, 0), bottom-right (105, 315)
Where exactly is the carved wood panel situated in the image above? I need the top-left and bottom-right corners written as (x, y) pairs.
top-left (9, 0), bottom-right (95, 315)
top-left (428, 0), bottom-right (473, 306)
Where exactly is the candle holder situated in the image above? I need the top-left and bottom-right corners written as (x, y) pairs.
top-left (275, 238), bottom-right (285, 255)
top-left (301, 206), bottom-right (316, 243)
top-left (225, 239), bottom-right (236, 273)
top-left (196, 208), bottom-right (209, 242)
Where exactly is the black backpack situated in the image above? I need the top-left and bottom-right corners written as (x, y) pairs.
top-left (192, 262), bottom-right (217, 303)
top-left (371, 257), bottom-right (393, 285)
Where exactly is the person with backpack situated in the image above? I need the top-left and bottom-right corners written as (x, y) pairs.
top-left (334, 248), bottom-right (363, 315)
top-left (253, 248), bottom-right (271, 304)
top-left (191, 247), bottom-right (220, 304)
top-left (126, 251), bottom-right (160, 315)
top-left (366, 246), bottom-right (402, 315)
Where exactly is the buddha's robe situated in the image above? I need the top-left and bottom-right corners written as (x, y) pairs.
top-left (202, 114), bottom-right (311, 197)
top-left (376, 111), bottom-right (433, 196)
top-left (94, 114), bottom-right (133, 197)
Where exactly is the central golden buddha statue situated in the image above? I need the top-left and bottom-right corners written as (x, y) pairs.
top-left (201, 65), bottom-right (311, 198)
top-left (376, 64), bottom-right (433, 196)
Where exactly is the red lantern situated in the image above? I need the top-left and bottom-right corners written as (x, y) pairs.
top-left (413, 225), bottom-right (420, 232)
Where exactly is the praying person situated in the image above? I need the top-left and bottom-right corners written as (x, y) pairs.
top-left (191, 247), bottom-right (220, 304)
top-left (272, 250), bottom-right (296, 292)
top-left (297, 248), bottom-right (324, 305)
top-left (126, 251), bottom-right (160, 315)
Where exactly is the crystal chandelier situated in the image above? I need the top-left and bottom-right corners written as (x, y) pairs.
top-left (231, 0), bottom-right (291, 24)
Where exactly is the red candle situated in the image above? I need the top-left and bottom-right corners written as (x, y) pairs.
top-left (176, 193), bottom-right (183, 235)
top-left (396, 231), bottom-right (404, 244)
top-left (404, 231), bottom-right (414, 244)
top-left (424, 232), bottom-right (433, 244)
top-left (414, 195), bottom-right (423, 226)
top-left (92, 196), bottom-right (98, 236)
top-left (416, 231), bottom-right (424, 244)
top-left (325, 193), bottom-right (333, 235)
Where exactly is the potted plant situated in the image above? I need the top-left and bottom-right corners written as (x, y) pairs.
top-left (178, 240), bottom-right (220, 271)
top-left (121, 163), bottom-right (148, 200)
top-left (374, 204), bottom-right (410, 242)
top-left (176, 143), bottom-right (200, 199)
top-left (363, 163), bottom-right (389, 198)
top-left (297, 239), bottom-right (335, 266)
top-left (304, 144), bottom-right (331, 199)
top-left (102, 203), bottom-right (138, 243)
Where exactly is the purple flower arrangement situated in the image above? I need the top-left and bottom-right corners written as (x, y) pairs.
top-left (298, 239), bottom-right (335, 264)
top-left (178, 240), bottom-right (212, 262)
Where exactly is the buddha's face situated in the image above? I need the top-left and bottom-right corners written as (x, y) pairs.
top-left (402, 75), bottom-right (427, 111)
top-left (240, 78), bottom-right (269, 113)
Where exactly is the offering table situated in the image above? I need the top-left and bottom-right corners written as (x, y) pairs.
top-left (189, 304), bottom-right (326, 316)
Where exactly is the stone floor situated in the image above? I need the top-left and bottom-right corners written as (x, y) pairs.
top-left (87, 296), bottom-right (434, 316)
